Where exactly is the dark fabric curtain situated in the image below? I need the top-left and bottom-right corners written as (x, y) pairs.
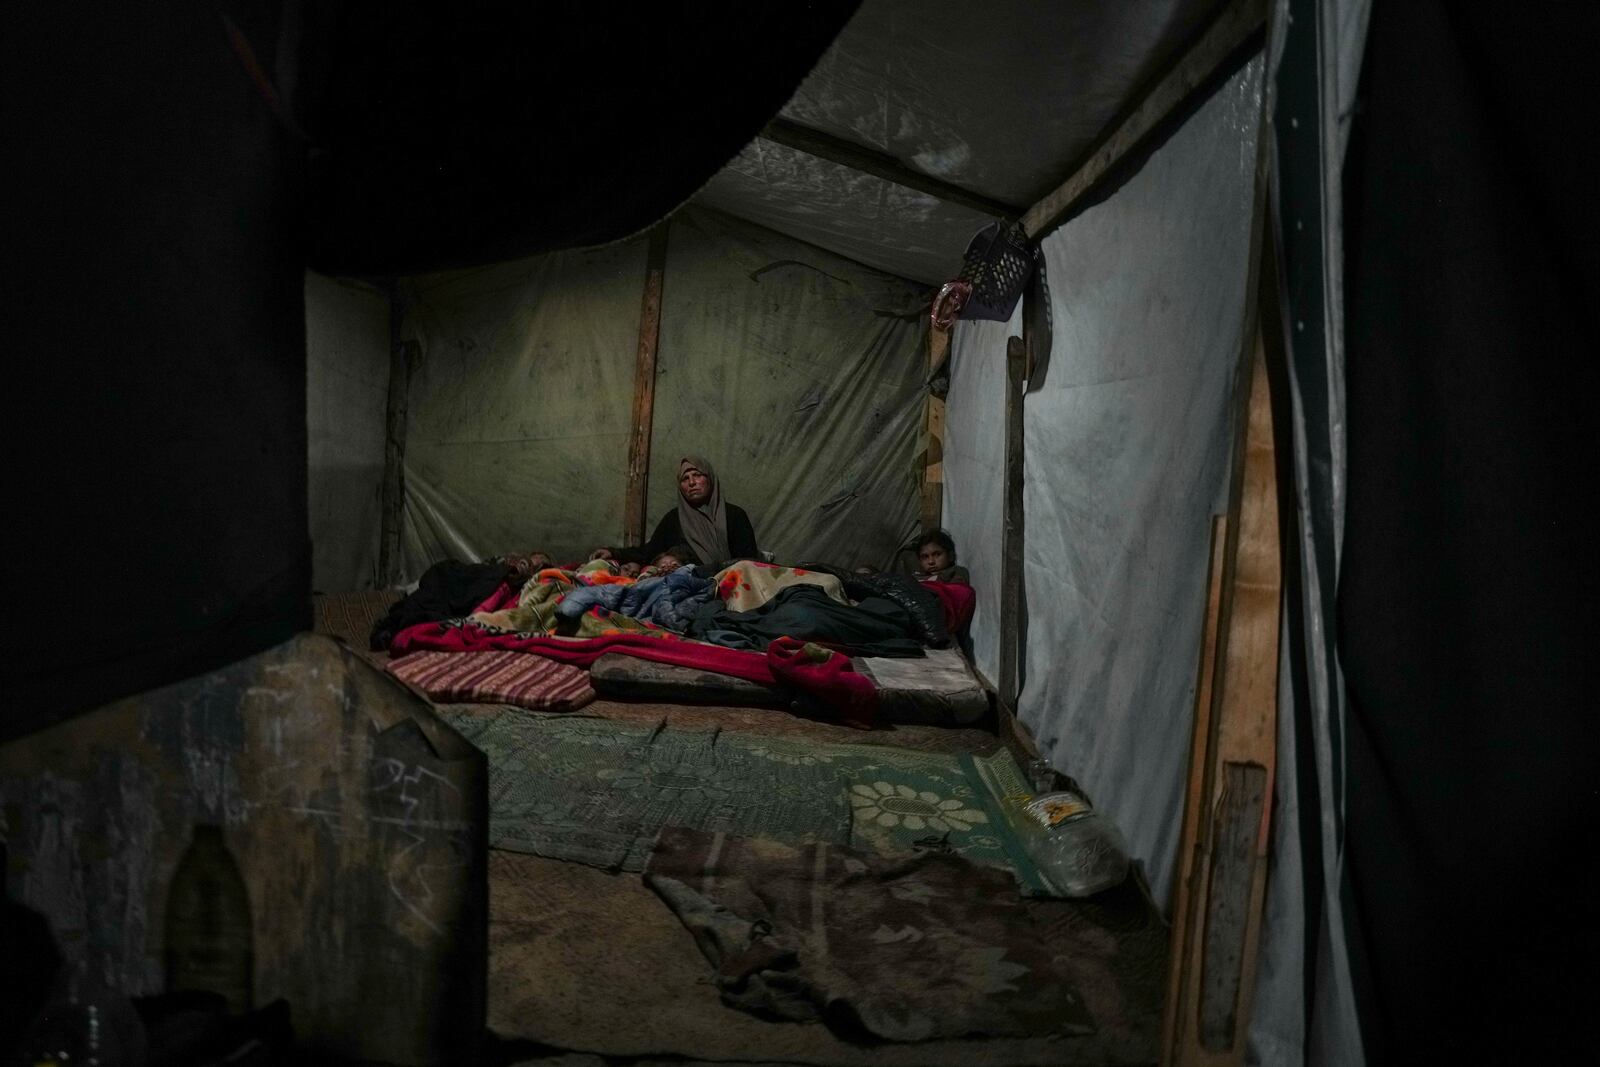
top-left (298, 3), bottom-right (862, 275)
top-left (4, 0), bottom-right (858, 741)
top-left (1340, 4), bottom-right (1597, 1060)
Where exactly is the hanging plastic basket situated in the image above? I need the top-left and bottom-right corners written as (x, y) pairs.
top-left (956, 221), bottom-right (1035, 322)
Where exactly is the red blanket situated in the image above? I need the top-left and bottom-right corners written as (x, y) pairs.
top-left (920, 581), bottom-right (976, 634)
top-left (391, 622), bottom-right (876, 728)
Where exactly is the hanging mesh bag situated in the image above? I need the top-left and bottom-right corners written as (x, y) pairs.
top-left (956, 221), bottom-right (1035, 321)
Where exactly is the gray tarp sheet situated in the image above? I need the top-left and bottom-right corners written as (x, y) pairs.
top-left (396, 207), bottom-right (927, 579)
top-left (306, 272), bottom-right (390, 591)
top-left (696, 0), bottom-right (1224, 284)
top-left (399, 240), bottom-right (646, 575)
top-left (647, 208), bottom-right (927, 570)
top-left (942, 57), bottom-right (1265, 914)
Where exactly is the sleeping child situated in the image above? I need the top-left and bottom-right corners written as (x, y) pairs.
top-left (639, 544), bottom-right (692, 578)
top-left (913, 530), bottom-right (970, 584)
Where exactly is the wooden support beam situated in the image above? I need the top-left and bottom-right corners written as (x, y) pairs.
top-left (623, 222), bottom-right (670, 547)
top-left (1021, 0), bottom-right (1267, 240)
top-left (919, 324), bottom-right (951, 532)
top-left (760, 117), bottom-right (1024, 220)
top-left (998, 332), bottom-right (1027, 711)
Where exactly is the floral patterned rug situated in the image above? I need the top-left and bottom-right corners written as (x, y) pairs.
top-left (443, 709), bottom-right (1051, 888)
top-left (645, 826), bottom-right (1097, 1040)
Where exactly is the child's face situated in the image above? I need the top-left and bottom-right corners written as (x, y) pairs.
top-left (919, 543), bottom-right (952, 573)
top-left (620, 561), bottom-right (642, 578)
top-left (654, 553), bottom-right (681, 570)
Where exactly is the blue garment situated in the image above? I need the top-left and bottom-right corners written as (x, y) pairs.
top-left (554, 569), bottom-right (714, 632)
top-left (555, 582), bottom-right (630, 619)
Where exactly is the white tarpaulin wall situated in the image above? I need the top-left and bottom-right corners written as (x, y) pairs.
top-left (306, 272), bottom-right (390, 592)
top-left (942, 311), bottom-right (1018, 685)
top-left (944, 56), bottom-right (1264, 913)
top-left (396, 207), bottom-right (927, 579)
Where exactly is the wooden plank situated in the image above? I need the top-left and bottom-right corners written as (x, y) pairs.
top-left (377, 279), bottom-right (413, 587)
top-left (760, 117), bottom-right (1024, 220)
top-left (1021, 0), bottom-right (1267, 240)
top-left (1161, 515), bottom-right (1231, 1060)
top-left (622, 222), bottom-right (671, 547)
top-left (1199, 759), bottom-right (1269, 1049)
top-left (998, 332), bottom-right (1027, 711)
top-left (1164, 330), bottom-right (1283, 1067)
top-left (920, 324), bottom-right (952, 531)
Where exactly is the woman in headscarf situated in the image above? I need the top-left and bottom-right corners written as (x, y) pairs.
top-left (597, 455), bottom-right (760, 568)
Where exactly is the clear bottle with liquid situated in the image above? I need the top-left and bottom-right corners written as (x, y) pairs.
top-left (164, 824), bottom-right (253, 1015)
top-left (1020, 786), bottom-right (1131, 897)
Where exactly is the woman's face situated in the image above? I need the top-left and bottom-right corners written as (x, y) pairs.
top-left (919, 542), bottom-right (953, 573)
top-left (679, 466), bottom-right (712, 505)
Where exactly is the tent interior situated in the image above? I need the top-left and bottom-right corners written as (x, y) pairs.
top-left (6, 1), bottom-right (1592, 1065)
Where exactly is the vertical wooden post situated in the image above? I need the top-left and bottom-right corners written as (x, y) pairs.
top-left (919, 324), bottom-right (951, 532)
top-left (377, 278), bottom-right (413, 587)
top-left (623, 222), bottom-right (670, 547)
top-left (1163, 326), bottom-right (1282, 1067)
top-left (998, 331), bottom-right (1027, 711)
top-left (1162, 514), bottom-right (1231, 1057)
top-left (1163, 195), bottom-right (1287, 1061)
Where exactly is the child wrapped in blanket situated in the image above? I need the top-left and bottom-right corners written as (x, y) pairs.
top-left (912, 530), bottom-right (970, 584)
top-left (599, 544), bottom-right (691, 580)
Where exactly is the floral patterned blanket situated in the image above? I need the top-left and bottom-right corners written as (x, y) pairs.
top-left (644, 826), bottom-right (1097, 1041)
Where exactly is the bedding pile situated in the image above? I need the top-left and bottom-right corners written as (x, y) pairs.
top-left (379, 558), bottom-right (974, 725)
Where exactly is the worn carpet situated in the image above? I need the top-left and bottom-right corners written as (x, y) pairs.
top-left (488, 849), bottom-right (1167, 1066)
top-left (446, 710), bottom-right (1053, 888)
top-left (644, 826), bottom-right (1097, 1041)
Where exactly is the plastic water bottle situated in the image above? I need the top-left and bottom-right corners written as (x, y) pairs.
top-left (1021, 788), bottom-right (1131, 897)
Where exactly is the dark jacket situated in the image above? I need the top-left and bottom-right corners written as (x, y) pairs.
top-left (617, 504), bottom-right (760, 566)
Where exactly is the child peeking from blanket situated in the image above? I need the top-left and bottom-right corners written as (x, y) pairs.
top-left (913, 530), bottom-right (971, 585)
top-left (639, 544), bottom-right (692, 579)
top-left (493, 549), bottom-right (554, 584)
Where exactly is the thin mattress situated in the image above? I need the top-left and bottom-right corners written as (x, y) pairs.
top-left (589, 646), bottom-right (990, 726)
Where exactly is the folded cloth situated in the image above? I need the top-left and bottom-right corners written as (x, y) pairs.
top-left (391, 623), bottom-right (876, 727)
top-left (386, 649), bottom-right (595, 711)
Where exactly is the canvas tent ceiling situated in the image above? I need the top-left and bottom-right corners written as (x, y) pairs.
top-left (696, 0), bottom-right (1227, 284)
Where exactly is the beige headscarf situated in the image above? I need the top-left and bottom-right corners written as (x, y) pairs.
top-left (676, 455), bottom-right (729, 566)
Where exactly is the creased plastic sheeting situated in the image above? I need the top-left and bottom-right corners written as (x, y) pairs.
top-left (941, 311), bottom-right (1019, 687)
top-left (648, 208), bottom-right (928, 570)
top-left (398, 241), bottom-right (645, 578)
top-left (695, 0), bottom-right (1223, 285)
top-left (306, 272), bottom-right (390, 592)
top-left (695, 141), bottom-right (994, 286)
top-left (1015, 56), bottom-right (1265, 912)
